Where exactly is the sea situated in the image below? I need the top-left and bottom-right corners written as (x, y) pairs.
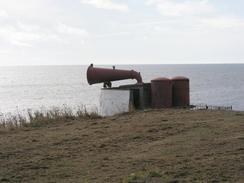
top-left (0, 64), bottom-right (244, 115)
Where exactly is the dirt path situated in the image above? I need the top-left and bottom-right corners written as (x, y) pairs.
top-left (0, 109), bottom-right (244, 183)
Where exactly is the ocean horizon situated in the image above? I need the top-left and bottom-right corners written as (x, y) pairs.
top-left (0, 64), bottom-right (244, 115)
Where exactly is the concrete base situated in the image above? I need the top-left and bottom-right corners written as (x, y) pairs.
top-left (99, 83), bottom-right (151, 117)
top-left (99, 89), bottom-right (131, 117)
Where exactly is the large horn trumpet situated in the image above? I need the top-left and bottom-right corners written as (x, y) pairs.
top-left (87, 64), bottom-right (143, 87)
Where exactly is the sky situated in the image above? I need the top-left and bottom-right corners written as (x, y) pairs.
top-left (0, 0), bottom-right (244, 66)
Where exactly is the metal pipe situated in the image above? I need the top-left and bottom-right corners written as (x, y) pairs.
top-left (87, 64), bottom-right (143, 85)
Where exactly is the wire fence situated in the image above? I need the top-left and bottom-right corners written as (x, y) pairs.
top-left (191, 104), bottom-right (232, 111)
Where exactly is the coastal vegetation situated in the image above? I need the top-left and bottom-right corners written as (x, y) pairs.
top-left (0, 109), bottom-right (243, 183)
top-left (0, 105), bottom-right (100, 129)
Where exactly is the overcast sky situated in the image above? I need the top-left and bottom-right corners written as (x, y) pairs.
top-left (0, 0), bottom-right (244, 66)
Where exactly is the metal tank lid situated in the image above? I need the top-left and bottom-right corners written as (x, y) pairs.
top-left (151, 77), bottom-right (170, 81)
top-left (171, 76), bottom-right (189, 81)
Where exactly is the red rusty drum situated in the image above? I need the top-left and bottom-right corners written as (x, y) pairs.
top-left (171, 76), bottom-right (190, 107)
top-left (151, 77), bottom-right (172, 108)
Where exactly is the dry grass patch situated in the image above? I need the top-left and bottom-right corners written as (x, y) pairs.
top-left (0, 105), bottom-right (100, 129)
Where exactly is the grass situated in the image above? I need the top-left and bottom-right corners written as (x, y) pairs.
top-left (122, 167), bottom-right (163, 183)
top-left (0, 105), bottom-right (101, 129)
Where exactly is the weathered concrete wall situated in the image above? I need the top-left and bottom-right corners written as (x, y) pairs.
top-left (99, 89), bottom-right (130, 117)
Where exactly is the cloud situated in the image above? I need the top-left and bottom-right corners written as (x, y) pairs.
top-left (80, 0), bottom-right (128, 12)
top-left (56, 23), bottom-right (89, 37)
top-left (200, 16), bottom-right (244, 29)
top-left (0, 10), bottom-right (8, 18)
top-left (0, 1), bottom-right (90, 47)
top-left (0, 0), bottom-right (244, 65)
top-left (146, 0), bottom-right (214, 16)
top-left (0, 21), bottom-right (89, 47)
top-left (0, 24), bottom-right (44, 47)
top-left (0, 0), bottom-right (53, 19)
top-left (143, 0), bottom-right (244, 31)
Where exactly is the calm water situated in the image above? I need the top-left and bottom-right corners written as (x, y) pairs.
top-left (0, 64), bottom-right (244, 114)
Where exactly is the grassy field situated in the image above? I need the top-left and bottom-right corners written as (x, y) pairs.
top-left (0, 109), bottom-right (244, 183)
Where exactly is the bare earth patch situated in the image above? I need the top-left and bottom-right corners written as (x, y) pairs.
top-left (0, 109), bottom-right (244, 183)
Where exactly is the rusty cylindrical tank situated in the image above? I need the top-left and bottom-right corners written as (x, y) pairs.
top-left (151, 77), bottom-right (172, 108)
top-left (171, 76), bottom-right (190, 107)
top-left (87, 64), bottom-right (143, 85)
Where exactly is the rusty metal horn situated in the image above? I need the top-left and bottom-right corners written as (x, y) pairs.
top-left (87, 64), bottom-right (143, 85)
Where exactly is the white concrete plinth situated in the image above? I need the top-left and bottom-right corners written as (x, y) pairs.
top-left (99, 89), bottom-right (130, 117)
